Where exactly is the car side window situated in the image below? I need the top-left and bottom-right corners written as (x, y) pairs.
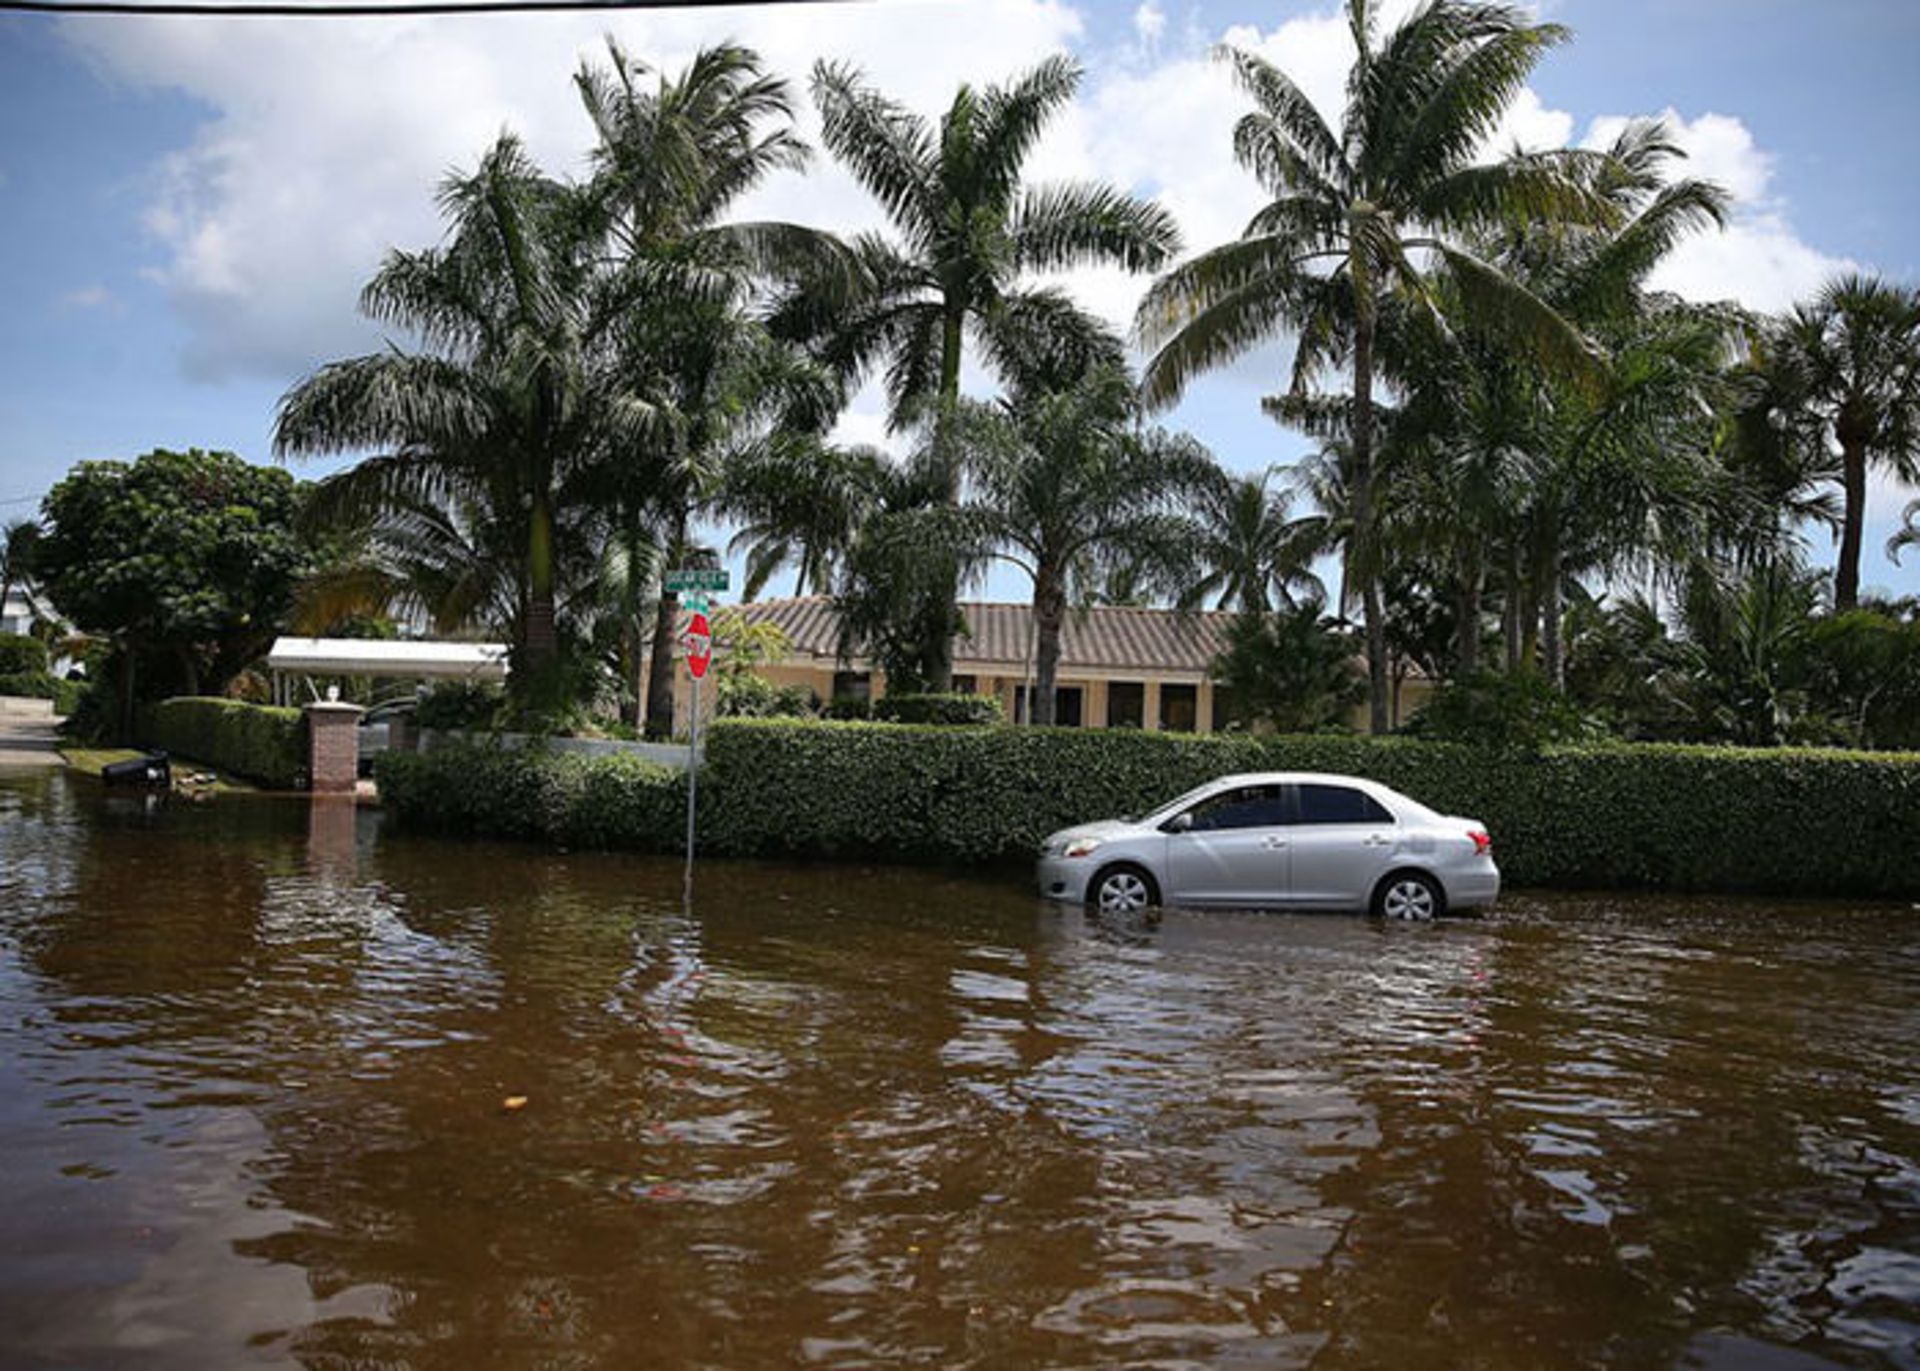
top-left (1180, 785), bottom-right (1288, 832)
top-left (1294, 784), bottom-right (1394, 826)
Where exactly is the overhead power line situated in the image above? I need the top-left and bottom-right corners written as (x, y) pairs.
top-left (1, 0), bottom-right (844, 16)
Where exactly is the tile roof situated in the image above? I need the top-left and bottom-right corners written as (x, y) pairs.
top-left (726, 597), bottom-right (1236, 675)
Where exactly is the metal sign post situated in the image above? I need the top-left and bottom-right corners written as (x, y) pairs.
top-left (669, 574), bottom-right (721, 884)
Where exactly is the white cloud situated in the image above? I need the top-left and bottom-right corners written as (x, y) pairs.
top-left (1577, 109), bottom-right (1855, 315)
top-left (59, 284), bottom-right (117, 310)
top-left (62, 0), bottom-right (1084, 380)
top-left (1133, 1), bottom-right (1167, 49)
top-left (57, 0), bottom-right (1859, 411)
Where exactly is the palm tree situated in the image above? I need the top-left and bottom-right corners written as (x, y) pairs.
top-left (1137, 0), bottom-right (1602, 731)
top-left (1765, 274), bottom-right (1920, 610)
top-left (276, 135), bottom-right (652, 711)
top-left (1181, 469), bottom-right (1327, 614)
top-left (722, 436), bottom-right (888, 599)
top-left (955, 367), bottom-right (1217, 725)
top-left (578, 40), bottom-right (844, 738)
top-left (1, 518), bottom-right (41, 624)
top-left (796, 55), bottom-right (1180, 687)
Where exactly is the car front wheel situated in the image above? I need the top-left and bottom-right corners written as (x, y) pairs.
top-left (1089, 864), bottom-right (1159, 914)
top-left (1373, 870), bottom-right (1445, 921)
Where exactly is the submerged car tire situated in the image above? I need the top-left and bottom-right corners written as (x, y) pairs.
top-left (1088, 863), bottom-right (1159, 915)
top-left (1372, 869), bottom-right (1445, 921)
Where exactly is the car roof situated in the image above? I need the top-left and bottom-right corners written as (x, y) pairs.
top-left (1201, 771), bottom-right (1395, 789)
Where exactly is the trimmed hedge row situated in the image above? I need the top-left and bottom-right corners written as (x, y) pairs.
top-left (0, 634), bottom-right (49, 676)
top-left (374, 720), bottom-right (1920, 897)
top-left (141, 697), bottom-right (308, 789)
top-left (376, 743), bottom-right (684, 848)
top-left (0, 671), bottom-right (85, 715)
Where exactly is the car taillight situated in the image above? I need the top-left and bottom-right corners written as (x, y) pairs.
top-left (1469, 829), bottom-right (1492, 856)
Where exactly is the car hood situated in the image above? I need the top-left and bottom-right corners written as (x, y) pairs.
top-left (1043, 818), bottom-right (1142, 848)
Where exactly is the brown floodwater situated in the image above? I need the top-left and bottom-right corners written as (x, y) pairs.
top-left (2, 768), bottom-right (1918, 1369)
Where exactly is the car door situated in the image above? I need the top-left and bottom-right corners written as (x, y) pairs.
top-left (1283, 782), bottom-right (1401, 909)
top-left (1161, 784), bottom-right (1290, 906)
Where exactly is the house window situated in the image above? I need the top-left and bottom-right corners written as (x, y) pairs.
top-left (1160, 683), bottom-right (1198, 733)
top-left (1014, 685), bottom-right (1081, 725)
top-left (1106, 681), bottom-right (1144, 729)
top-left (952, 674), bottom-right (977, 695)
top-left (832, 670), bottom-right (871, 702)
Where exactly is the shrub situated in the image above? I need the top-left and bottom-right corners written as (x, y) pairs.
top-left (871, 692), bottom-right (1005, 726)
top-left (0, 634), bottom-right (48, 677)
top-left (414, 679), bottom-right (505, 732)
top-left (375, 740), bottom-right (683, 848)
top-left (140, 697), bottom-right (307, 789)
top-left (1404, 670), bottom-right (1605, 749)
top-left (823, 695), bottom-right (873, 721)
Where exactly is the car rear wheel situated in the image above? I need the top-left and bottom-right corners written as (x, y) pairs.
top-left (1373, 870), bottom-right (1444, 921)
top-left (1089, 864), bottom-right (1158, 914)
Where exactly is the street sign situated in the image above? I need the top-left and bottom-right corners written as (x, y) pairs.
top-left (664, 568), bottom-right (730, 594)
top-left (685, 611), bottom-right (712, 680)
top-left (681, 592), bottom-right (709, 615)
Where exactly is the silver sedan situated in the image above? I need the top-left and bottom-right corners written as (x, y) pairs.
top-left (1036, 772), bottom-right (1499, 919)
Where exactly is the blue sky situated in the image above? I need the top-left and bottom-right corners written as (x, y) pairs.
top-left (2, 0), bottom-right (1918, 600)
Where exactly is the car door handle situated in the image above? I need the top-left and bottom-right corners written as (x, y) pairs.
top-left (1263, 836), bottom-right (1288, 849)
top-left (1363, 834), bottom-right (1393, 848)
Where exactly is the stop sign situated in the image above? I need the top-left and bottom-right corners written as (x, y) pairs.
top-left (685, 611), bottom-right (712, 679)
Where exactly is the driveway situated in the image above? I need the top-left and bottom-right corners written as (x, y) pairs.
top-left (0, 703), bottom-right (64, 767)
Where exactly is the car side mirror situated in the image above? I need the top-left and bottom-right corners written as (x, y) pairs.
top-left (1163, 812), bottom-right (1193, 835)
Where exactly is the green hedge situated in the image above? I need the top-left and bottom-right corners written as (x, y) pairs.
top-left (872, 692), bottom-right (1006, 726)
top-left (376, 743), bottom-right (684, 848)
top-left (0, 634), bottom-right (48, 676)
top-left (373, 720), bottom-right (1920, 897)
top-left (0, 670), bottom-right (85, 714)
top-left (141, 697), bottom-right (308, 789)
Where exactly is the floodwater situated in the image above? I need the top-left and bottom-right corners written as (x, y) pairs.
top-left (2, 769), bottom-right (1918, 1370)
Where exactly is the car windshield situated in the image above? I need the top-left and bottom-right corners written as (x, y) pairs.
top-left (1138, 781), bottom-right (1224, 824)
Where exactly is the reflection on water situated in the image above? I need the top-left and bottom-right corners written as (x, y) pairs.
top-left (2, 768), bottom-right (1918, 1368)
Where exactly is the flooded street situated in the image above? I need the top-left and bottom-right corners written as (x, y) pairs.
top-left (2, 768), bottom-right (1917, 1368)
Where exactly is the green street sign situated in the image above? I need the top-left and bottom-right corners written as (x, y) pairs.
top-left (682, 592), bottom-right (710, 614)
top-left (664, 568), bottom-right (730, 593)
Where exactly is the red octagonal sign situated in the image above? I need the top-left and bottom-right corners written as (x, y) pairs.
top-left (685, 611), bottom-right (712, 679)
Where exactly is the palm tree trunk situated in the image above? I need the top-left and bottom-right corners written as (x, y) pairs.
top-left (1835, 438), bottom-right (1867, 611)
top-left (1032, 566), bottom-right (1065, 727)
top-left (923, 307), bottom-right (967, 694)
top-left (1456, 544), bottom-right (1483, 676)
top-left (1503, 542), bottom-right (1523, 674)
top-left (524, 488), bottom-right (558, 666)
top-left (1542, 534), bottom-right (1564, 689)
top-left (1351, 304), bottom-right (1389, 733)
top-left (643, 510), bottom-right (689, 741)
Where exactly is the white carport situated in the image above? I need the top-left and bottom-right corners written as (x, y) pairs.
top-left (266, 637), bottom-right (508, 704)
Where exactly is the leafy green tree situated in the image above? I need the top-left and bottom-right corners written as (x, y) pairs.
top-left (1210, 599), bottom-right (1365, 734)
top-left (1139, 0), bottom-right (1602, 732)
top-left (1762, 273), bottom-right (1920, 610)
top-left (795, 55), bottom-right (1179, 687)
top-left (35, 449), bottom-right (309, 736)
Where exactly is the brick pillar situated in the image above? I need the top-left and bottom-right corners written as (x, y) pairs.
top-left (305, 701), bottom-right (365, 794)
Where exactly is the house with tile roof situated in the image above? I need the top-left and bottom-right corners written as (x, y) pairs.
top-left (650, 596), bottom-right (1429, 734)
